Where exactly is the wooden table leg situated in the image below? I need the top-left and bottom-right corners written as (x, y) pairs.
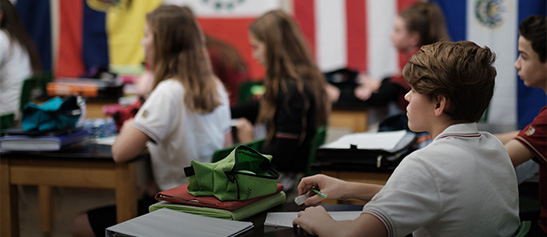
top-left (39, 185), bottom-right (52, 234)
top-left (115, 163), bottom-right (138, 223)
top-left (1, 159), bottom-right (19, 237)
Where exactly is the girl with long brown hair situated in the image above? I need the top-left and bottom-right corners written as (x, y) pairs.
top-left (71, 5), bottom-right (231, 236)
top-left (233, 9), bottom-right (329, 188)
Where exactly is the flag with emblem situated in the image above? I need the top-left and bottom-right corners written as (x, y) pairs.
top-left (432, 0), bottom-right (546, 128)
top-left (163, 0), bottom-right (281, 79)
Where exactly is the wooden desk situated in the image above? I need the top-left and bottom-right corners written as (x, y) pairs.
top-left (107, 202), bottom-right (362, 236)
top-left (329, 108), bottom-right (368, 133)
top-left (0, 144), bottom-right (145, 237)
top-left (85, 99), bottom-right (117, 119)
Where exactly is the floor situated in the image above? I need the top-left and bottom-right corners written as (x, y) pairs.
top-left (18, 186), bottom-right (115, 237)
top-left (16, 127), bottom-right (353, 237)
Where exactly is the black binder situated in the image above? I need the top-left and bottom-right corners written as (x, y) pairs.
top-left (315, 131), bottom-right (417, 171)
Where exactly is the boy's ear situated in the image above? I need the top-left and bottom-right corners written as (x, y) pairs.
top-left (434, 96), bottom-right (447, 117)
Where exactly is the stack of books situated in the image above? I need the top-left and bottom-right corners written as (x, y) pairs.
top-left (150, 183), bottom-right (286, 220)
top-left (0, 128), bottom-right (89, 151)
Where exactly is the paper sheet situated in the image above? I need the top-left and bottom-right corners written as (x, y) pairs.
top-left (93, 135), bottom-right (118, 145)
top-left (322, 130), bottom-right (407, 150)
top-left (264, 211), bottom-right (362, 228)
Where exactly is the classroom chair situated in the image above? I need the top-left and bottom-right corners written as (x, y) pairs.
top-left (514, 220), bottom-right (531, 237)
top-left (20, 73), bottom-right (53, 111)
top-left (0, 113), bottom-right (15, 130)
top-left (305, 125), bottom-right (328, 176)
top-left (237, 80), bottom-right (264, 103)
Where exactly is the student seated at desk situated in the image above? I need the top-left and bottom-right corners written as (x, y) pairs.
top-left (495, 15), bottom-right (547, 236)
top-left (231, 10), bottom-right (329, 193)
top-left (293, 41), bottom-right (520, 236)
top-left (71, 5), bottom-right (231, 237)
top-left (0, 0), bottom-right (42, 120)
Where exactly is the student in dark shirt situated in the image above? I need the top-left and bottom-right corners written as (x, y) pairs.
top-left (231, 9), bottom-right (329, 190)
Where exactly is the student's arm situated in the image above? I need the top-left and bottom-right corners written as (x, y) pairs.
top-left (224, 130), bottom-right (233, 147)
top-left (293, 206), bottom-right (387, 237)
top-left (298, 174), bottom-right (383, 205)
top-left (505, 139), bottom-right (534, 167)
top-left (112, 119), bottom-right (149, 163)
top-left (495, 131), bottom-right (520, 144)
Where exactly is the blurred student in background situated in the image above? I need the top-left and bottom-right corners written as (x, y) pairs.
top-left (231, 9), bottom-right (329, 193)
top-left (0, 0), bottom-right (42, 119)
top-left (206, 35), bottom-right (250, 106)
top-left (496, 15), bottom-right (547, 236)
top-left (327, 2), bottom-right (449, 115)
top-left (71, 5), bottom-right (231, 236)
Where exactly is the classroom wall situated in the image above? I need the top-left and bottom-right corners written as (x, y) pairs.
top-left (15, 0), bottom-right (547, 128)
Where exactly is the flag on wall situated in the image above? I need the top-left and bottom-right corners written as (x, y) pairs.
top-left (432, 0), bottom-right (547, 128)
top-left (293, 0), bottom-right (419, 78)
top-left (163, 0), bottom-right (281, 80)
top-left (16, 0), bottom-right (161, 78)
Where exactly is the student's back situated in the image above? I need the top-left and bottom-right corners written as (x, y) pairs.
top-left (138, 79), bottom-right (229, 191)
top-left (238, 9), bottom-right (329, 174)
top-left (372, 125), bottom-right (519, 235)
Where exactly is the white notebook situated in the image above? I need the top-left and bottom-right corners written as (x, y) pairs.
top-left (265, 211), bottom-right (362, 228)
top-left (106, 208), bottom-right (254, 237)
top-left (322, 130), bottom-right (407, 150)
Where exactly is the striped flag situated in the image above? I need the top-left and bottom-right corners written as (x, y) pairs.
top-left (433, 0), bottom-right (547, 128)
top-left (293, 0), bottom-right (419, 79)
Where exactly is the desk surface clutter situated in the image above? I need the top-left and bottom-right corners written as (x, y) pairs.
top-left (106, 203), bottom-right (363, 237)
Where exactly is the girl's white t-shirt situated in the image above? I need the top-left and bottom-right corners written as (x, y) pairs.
top-left (133, 79), bottom-right (231, 191)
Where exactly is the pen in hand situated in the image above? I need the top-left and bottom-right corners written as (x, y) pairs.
top-left (311, 188), bottom-right (327, 198)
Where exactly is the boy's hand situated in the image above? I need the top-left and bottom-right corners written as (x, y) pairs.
top-left (293, 206), bottom-right (332, 236)
top-left (297, 174), bottom-right (344, 205)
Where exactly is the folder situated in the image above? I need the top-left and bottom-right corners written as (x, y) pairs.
top-left (149, 191), bottom-right (286, 220)
top-left (106, 208), bottom-right (253, 237)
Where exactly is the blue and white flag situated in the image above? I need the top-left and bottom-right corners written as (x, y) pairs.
top-left (433, 0), bottom-right (546, 129)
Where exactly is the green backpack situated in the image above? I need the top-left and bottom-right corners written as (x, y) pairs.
top-left (184, 145), bottom-right (279, 201)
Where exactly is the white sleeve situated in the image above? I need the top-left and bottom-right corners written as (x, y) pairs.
top-left (0, 30), bottom-right (9, 65)
top-left (362, 155), bottom-right (441, 236)
top-left (133, 82), bottom-right (180, 143)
